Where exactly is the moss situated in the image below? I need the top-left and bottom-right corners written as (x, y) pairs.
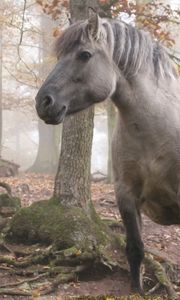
top-left (0, 194), bottom-right (21, 208)
top-left (5, 198), bottom-right (111, 251)
top-left (113, 234), bottom-right (126, 250)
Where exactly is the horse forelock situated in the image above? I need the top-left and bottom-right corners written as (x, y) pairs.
top-left (55, 21), bottom-right (87, 57)
top-left (55, 19), bottom-right (114, 58)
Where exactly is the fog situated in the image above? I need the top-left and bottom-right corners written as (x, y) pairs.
top-left (2, 110), bottom-right (108, 175)
top-left (1, 0), bottom-right (179, 177)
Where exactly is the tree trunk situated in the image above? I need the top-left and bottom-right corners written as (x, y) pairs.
top-left (69, 0), bottom-right (99, 21)
top-left (107, 101), bottom-right (116, 183)
top-left (54, 0), bottom-right (99, 213)
top-left (54, 112), bottom-right (94, 209)
top-left (29, 14), bottom-right (61, 173)
top-left (29, 119), bottom-right (60, 173)
top-left (0, 26), bottom-right (2, 156)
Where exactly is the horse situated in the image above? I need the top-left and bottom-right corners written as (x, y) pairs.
top-left (35, 10), bottom-right (180, 295)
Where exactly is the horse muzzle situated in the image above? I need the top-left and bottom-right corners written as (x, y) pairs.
top-left (35, 93), bottom-right (68, 125)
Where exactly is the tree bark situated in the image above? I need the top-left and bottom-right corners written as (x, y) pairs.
top-left (29, 14), bottom-right (61, 173)
top-left (69, 0), bottom-right (99, 21)
top-left (54, 112), bottom-right (94, 209)
top-left (0, 26), bottom-right (3, 156)
top-left (107, 101), bottom-right (116, 183)
top-left (54, 0), bottom-right (99, 213)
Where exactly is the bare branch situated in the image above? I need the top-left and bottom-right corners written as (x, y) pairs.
top-left (3, 64), bottom-right (38, 89)
top-left (19, 0), bottom-right (27, 46)
top-left (15, 0), bottom-right (39, 87)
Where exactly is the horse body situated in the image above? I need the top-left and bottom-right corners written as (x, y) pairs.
top-left (35, 11), bottom-right (180, 295)
top-left (111, 69), bottom-right (180, 291)
top-left (112, 75), bottom-right (180, 225)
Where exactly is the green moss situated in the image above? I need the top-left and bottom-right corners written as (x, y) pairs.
top-left (113, 234), bottom-right (126, 249)
top-left (5, 198), bottom-right (111, 251)
top-left (0, 194), bottom-right (21, 208)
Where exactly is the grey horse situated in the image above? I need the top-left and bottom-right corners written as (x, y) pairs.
top-left (35, 11), bottom-right (180, 295)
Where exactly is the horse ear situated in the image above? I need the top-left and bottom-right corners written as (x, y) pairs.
top-left (87, 7), bottom-right (101, 39)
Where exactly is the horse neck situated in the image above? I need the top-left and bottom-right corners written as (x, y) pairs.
top-left (111, 21), bottom-right (154, 78)
top-left (110, 20), bottom-right (178, 110)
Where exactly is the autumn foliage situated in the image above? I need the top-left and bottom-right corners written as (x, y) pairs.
top-left (36, 0), bottom-right (179, 49)
top-left (99, 0), bottom-right (180, 47)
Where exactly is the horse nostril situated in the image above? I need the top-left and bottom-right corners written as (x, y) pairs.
top-left (43, 95), bottom-right (55, 109)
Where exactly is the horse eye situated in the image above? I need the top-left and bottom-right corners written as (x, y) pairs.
top-left (78, 51), bottom-right (92, 61)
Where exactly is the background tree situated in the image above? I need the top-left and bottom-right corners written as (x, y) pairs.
top-left (29, 14), bottom-right (61, 173)
top-left (0, 0), bottom-right (63, 173)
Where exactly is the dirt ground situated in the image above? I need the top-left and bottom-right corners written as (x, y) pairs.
top-left (0, 173), bottom-right (179, 300)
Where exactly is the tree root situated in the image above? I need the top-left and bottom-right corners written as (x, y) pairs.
top-left (146, 283), bottom-right (161, 295)
top-left (145, 253), bottom-right (179, 300)
top-left (0, 237), bottom-right (179, 298)
top-left (0, 273), bottom-right (47, 288)
top-left (0, 272), bottom-right (76, 297)
top-left (114, 234), bottom-right (179, 300)
top-left (0, 288), bottom-right (31, 296)
top-left (0, 264), bottom-right (87, 297)
top-left (0, 244), bottom-right (98, 297)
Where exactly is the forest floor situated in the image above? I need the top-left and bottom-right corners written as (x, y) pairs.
top-left (0, 173), bottom-right (179, 300)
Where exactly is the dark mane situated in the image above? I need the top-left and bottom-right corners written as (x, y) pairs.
top-left (55, 21), bottom-right (86, 58)
top-left (111, 21), bottom-right (177, 78)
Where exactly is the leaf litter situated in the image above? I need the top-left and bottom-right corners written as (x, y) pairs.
top-left (0, 173), bottom-right (179, 300)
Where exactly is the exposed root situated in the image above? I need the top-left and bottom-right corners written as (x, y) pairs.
top-left (0, 266), bottom-right (13, 271)
top-left (0, 240), bottom-right (178, 299)
top-left (114, 234), bottom-right (179, 299)
top-left (0, 244), bottom-right (100, 297)
top-left (0, 224), bottom-right (178, 299)
top-left (40, 272), bottom-right (77, 296)
top-left (13, 265), bottom-right (49, 276)
top-left (145, 253), bottom-right (178, 300)
top-left (0, 272), bottom-right (76, 297)
top-left (0, 273), bottom-right (47, 288)
top-left (146, 283), bottom-right (161, 295)
top-left (0, 242), bottom-right (15, 255)
top-left (0, 288), bottom-right (31, 296)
